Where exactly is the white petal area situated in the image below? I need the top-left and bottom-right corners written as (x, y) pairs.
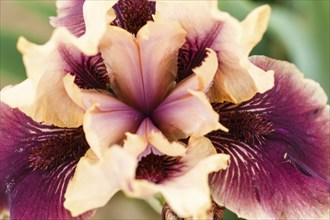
top-left (157, 2), bottom-right (274, 103)
top-left (76, 0), bottom-right (116, 55)
top-left (64, 148), bottom-right (137, 217)
top-left (100, 20), bottom-right (186, 111)
top-left (125, 136), bottom-right (230, 219)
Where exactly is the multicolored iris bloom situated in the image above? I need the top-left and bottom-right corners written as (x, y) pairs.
top-left (0, 0), bottom-right (329, 220)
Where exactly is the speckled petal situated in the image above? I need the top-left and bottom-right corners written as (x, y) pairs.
top-left (209, 56), bottom-right (330, 219)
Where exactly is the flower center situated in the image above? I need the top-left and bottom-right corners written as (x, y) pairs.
top-left (135, 153), bottom-right (182, 184)
top-left (111, 0), bottom-right (156, 35)
top-left (28, 127), bottom-right (89, 172)
top-left (209, 104), bottom-right (274, 146)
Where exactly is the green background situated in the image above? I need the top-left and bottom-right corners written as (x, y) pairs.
top-left (0, 0), bottom-right (329, 219)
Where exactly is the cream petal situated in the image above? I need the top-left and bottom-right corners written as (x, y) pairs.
top-left (76, 0), bottom-right (116, 55)
top-left (125, 136), bottom-right (230, 219)
top-left (12, 27), bottom-right (110, 127)
top-left (157, 2), bottom-right (274, 103)
top-left (100, 20), bottom-right (186, 112)
top-left (64, 148), bottom-right (137, 217)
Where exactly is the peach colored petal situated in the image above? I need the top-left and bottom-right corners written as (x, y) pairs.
top-left (100, 20), bottom-right (186, 111)
top-left (156, 2), bottom-right (274, 103)
top-left (64, 148), bottom-right (137, 217)
top-left (153, 51), bottom-right (226, 139)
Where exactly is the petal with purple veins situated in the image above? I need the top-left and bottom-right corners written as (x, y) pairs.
top-left (157, 2), bottom-right (274, 103)
top-left (208, 56), bottom-right (330, 219)
top-left (1, 28), bottom-right (110, 127)
top-left (0, 103), bottom-right (93, 219)
top-left (50, 0), bottom-right (86, 37)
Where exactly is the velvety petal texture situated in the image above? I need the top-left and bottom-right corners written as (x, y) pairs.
top-left (209, 56), bottom-right (330, 219)
top-left (0, 103), bottom-right (93, 219)
top-left (50, 0), bottom-right (86, 37)
top-left (156, 1), bottom-right (274, 103)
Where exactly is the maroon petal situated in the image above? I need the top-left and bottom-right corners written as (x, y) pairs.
top-left (0, 103), bottom-right (93, 219)
top-left (111, 0), bottom-right (156, 35)
top-left (50, 0), bottom-right (86, 37)
top-left (59, 44), bottom-right (109, 90)
top-left (208, 56), bottom-right (330, 219)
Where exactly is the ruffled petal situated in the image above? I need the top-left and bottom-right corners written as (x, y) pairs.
top-left (0, 103), bottom-right (92, 219)
top-left (100, 20), bottom-right (186, 113)
top-left (50, 0), bottom-right (86, 37)
top-left (64, 147), bottom-right (137, 217)
top-left (157, 2), bottom-right (274, 103)
top-left (76, 0), bottom-right (116, 55)
top-left (127, 136), bottom-right (230, 219)
top-left (153, 50), bottom-right (226, 139)
top-left (1, 28), bottom-right (110, 127)
top-left (208, 56), bottom-right (330, 219)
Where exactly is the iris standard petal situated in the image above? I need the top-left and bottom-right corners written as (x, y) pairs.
top-left (100, 21), bottom-right (186, 113)
top-left (50, 0), bottom-right (86, 37)
top-left (0, 103), bottom-right (92, 219)
top-left (156, 2), bottom-right (274, 103)
top-left (208, 56), bottom-right (330, 219)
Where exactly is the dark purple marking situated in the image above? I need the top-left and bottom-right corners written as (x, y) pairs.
top-left (208, 56), bottom-right (330, 218)
top-left (0, 103), bottom-right (92, 219)
top-left (177, 22), bottom-right (223, 82)
top-left (60, 44), bottom-right (110, 90)
top-left (111, 0), bottom-right (156, 35)
top-left (135, 153), bottom-right (182, 184)
top-left (50, 0), bottom-right (86, 37)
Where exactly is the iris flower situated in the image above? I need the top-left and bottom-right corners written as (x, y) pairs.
top-left (0, 0), bottom-right (329, 220)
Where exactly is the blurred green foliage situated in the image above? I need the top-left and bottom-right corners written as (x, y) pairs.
top-left (0, 1), bottom-right (328, 220)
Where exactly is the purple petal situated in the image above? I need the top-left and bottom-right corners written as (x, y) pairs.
top-left (135, 153), bottom-right (182, 184)
top-left (0, 103), bottom-right (93, 219)
top-left (59, 44), bottom-right (109, 90)
top-left (111, 0), bottom-right (156, 35)
top-left (50, 0), bottom-right (86, 37)
top-left (208, 56), bottom-right (329, 219)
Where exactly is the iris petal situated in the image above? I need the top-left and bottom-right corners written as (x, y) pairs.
top-left (209, 56), bottom-right (330, 219)
top-left (0, 103), bottom-right (92, 219)
top-left (50, 0), bottom-right (86, 37)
